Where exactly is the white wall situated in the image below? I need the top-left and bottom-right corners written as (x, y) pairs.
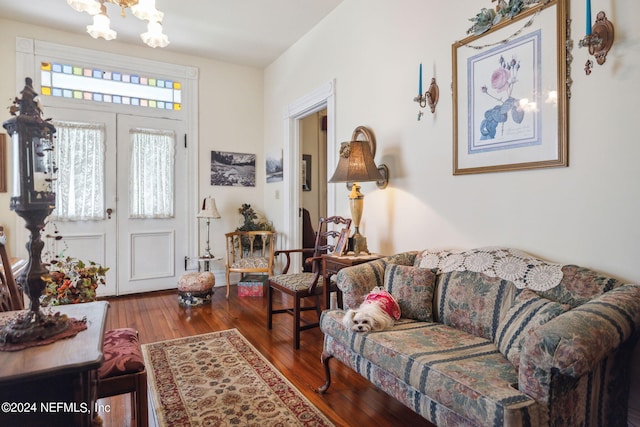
top-left (0, 18), bottom-right (265, 269)
top-left (263, 0), bottom-right (640, 285)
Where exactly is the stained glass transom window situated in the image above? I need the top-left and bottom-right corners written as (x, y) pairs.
top-left (40, 62), bottom-right (182, 111)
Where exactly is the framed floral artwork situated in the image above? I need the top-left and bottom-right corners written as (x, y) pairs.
top-left (452, 0), bottom-right (569, 175)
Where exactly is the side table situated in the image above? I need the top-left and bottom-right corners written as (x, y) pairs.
top-left (0, 301), bottom-right (109, 427)
top-left (198, 256), bottom-right (220, 272)
top-left (321, 253), bottom-right (384, 310)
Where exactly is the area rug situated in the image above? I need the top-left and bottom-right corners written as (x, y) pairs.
top-left (142, 329), bottom-right (334, 426)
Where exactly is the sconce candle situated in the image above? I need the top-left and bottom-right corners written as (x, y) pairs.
top-left (419, 63), bottom-right (423, 95)
top-left (586, 0), bottom-right (592, 35)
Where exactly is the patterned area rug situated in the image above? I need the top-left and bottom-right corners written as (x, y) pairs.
top-left (142, 329), bottom-right (334, 426)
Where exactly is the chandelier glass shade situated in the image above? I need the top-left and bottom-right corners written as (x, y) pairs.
top-left (67, 0), bottom-right (169, 48)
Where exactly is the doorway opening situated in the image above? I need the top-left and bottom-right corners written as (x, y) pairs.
top-left (283, 81), bottom-right (336, 272)
top-left (300, 110), bottom-right (328, 231)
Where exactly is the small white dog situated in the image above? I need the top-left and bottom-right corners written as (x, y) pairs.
top-left (342, 287), bottom-right (401, 332)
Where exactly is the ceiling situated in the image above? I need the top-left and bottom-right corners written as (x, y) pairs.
top-left (0, 0), bottom-right (344, 68)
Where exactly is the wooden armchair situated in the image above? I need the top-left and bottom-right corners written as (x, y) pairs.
top-left (268, 216), bottom-right (351, 349)
top-left (225, 230), bottom-right (276, 299)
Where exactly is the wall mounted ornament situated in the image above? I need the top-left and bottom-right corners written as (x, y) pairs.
top-left (579, 0), bottom-right (614, 75)
top-left (414, 63), bottom-right (439, 120)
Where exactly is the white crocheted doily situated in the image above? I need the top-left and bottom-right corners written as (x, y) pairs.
top-left (416, 247), bottom-right (564, 291)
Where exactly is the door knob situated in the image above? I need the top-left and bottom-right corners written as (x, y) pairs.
top-left (106, 208), bottom-right (113, 219)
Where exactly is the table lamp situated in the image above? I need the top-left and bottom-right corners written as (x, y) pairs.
top-left (197, 196), bottom-right (221, 258)
top-left (329, 140), bottom-right (384, 254)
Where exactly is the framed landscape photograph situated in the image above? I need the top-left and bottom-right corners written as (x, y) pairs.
top-left (452, 0), bottom-right (568, 175)
top-left (211, 150), bottom-right (256, 187)
top-left (266, 150), bottom-right (283, 183)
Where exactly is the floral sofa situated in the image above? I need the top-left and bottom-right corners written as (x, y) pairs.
top-left (319, 247), bottom-right (640, 426)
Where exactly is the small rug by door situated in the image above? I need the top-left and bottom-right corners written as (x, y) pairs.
top-left (142, 329), bottom-right (334, 426)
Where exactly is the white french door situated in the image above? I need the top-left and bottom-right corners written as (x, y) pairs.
top-left (45, 107), bottom-right (118, 296)
top-left (44, 109), bottom-right (187, 296)
top-left (116, 114), bottom-right (187, 295)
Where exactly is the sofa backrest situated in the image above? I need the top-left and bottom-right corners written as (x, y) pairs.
top-left (413, 247), bottom-right (627, 340)
top-left (537, 264), bottom-right (624, 307)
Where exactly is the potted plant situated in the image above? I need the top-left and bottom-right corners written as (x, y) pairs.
top-left (236, 204), bottom-right (274, 251)
top-left (41, 256), bottom-right (109, 306)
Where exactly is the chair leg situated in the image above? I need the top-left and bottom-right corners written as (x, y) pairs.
top-left (293, 295), bottom-right (301, 349)
top-left (267, 284), bottom-right (273, 330)
top-left (135, 371), bottom-right (148, 427)
top-left (226, 270), bottom-right (231, 299)
top-left (314, 295), bottom-right (322, 319)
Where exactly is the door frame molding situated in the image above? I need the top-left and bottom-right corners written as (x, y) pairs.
top-left (282, 80), bottom-right (336, 270)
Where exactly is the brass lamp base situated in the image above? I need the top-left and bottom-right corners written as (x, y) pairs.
top-left (0, 310), bottom-right (71, 344)
top-left (352, 231), bottom-right (369, 255)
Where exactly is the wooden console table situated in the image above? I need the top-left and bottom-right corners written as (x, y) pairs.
top-left (0, 301), bottom-right (109, 427)
top-left (321, 253), bottom-right (384, 310)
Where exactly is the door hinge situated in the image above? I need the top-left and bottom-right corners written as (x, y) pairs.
top-left (184, 134), bottom-right (187, 148)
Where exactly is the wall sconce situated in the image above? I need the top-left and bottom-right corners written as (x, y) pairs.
top-left (414, 63), bottom-right (439, 120)
top-left (579, 1), bottom-right (614, 75)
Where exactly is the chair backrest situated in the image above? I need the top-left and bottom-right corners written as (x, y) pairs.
top-left (310, 216), bottom-right (352, 272)
top-left (0, 226), bottom-right (25, 312)
top-left (225, 230), bottom-right (276, 275)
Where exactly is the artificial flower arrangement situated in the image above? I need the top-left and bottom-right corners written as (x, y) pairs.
top-left (41, 256), bottom-right (109, 306)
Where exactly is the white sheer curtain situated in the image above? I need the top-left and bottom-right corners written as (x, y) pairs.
top-left (51, 121), bottom-right (105, 221)
top-left (129, 128), bottom-right (175, 219)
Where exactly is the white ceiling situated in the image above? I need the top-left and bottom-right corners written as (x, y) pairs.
top-left (0, 0), bottom-right (344, 68)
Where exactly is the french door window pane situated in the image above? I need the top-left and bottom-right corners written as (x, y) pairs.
top-left (129, 128), bottom-right (175, 219)
top-left (51, 121), bottom-right (105, 221)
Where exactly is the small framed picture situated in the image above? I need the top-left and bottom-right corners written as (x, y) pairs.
top-left (334, 228), bottom-right (349, 256)
top-left (302, 154), bottom-right (311, 191)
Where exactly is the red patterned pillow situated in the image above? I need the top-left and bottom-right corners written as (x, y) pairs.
top-left (98, 328), bottom-right (145, 379)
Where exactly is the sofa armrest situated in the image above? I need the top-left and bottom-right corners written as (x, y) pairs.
top-left (519, 284), bottom-right (640, 401)
top-left (337, 251), bottom-right (417, 309)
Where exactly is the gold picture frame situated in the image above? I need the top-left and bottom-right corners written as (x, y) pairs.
top-left (0, 134), bottom-right (6, 193)
top-left (452, 0), bottom-right (569, 175)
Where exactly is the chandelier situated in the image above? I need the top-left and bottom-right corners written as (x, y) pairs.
top-left (67, 0), bottom-right (169, 48)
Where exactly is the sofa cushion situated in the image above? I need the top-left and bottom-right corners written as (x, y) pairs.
top-left (495, 289), bottom-right (570, 370)
top-left (384, 264), bottom-right (436, 321)
top-left (436, 270), bottom-right (518, 341)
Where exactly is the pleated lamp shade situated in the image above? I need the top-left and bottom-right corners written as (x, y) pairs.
top-left (197, 196), bottom-right (221, 219)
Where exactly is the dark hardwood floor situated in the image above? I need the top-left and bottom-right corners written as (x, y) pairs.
top-left (97, 285), bottom-right (434, 427)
